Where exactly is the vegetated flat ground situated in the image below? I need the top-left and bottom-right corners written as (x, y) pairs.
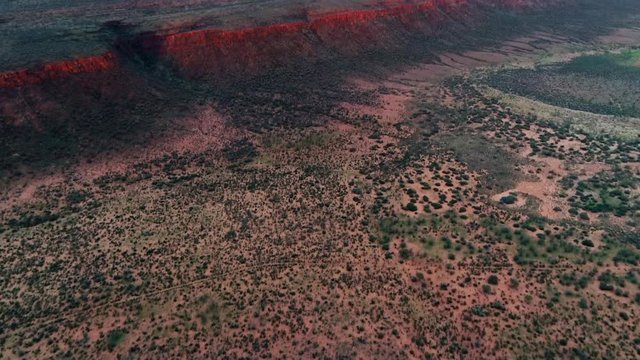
top-left (488, 49), bottom-right (640, 118)
top-left (2, 10), bottom-right (640, 360)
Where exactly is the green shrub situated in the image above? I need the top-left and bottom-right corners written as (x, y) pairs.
top-left (106, 329), bottom-right (127, 351)
top-left (581, 239), bottom-right (594, 247)
top-left (613, 248), bottom-right (639, 265)
top-left (578, 298), bottom-right (589, 309)
top-left (405, 202), bottom-right (418, 212)
top-left (500, 195), bottom-right (517, 205)
top-left (488, 275), bottom-right (499, 285)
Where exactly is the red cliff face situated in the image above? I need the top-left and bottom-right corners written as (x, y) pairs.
top-left (133, 21), bottom-right (314, 77)
top-left (140, 0), bottom-right (566, 80)
top-left (0, 52), bottom-right (118, 89)
top-left (133, 0), bottom-right (477, 78)
top-left (0, 0), bottom-right (559, 89)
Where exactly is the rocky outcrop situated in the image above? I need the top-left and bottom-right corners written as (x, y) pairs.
top-left (0, 0), bottom-right (561, 89)
top-left (131, 0), bottom-right (473, 78)
top-left (0, 52), bottom-right (118, 89)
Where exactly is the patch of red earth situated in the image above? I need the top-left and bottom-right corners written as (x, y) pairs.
top-left (78, 105), bottom-right (241, 178)
top-left (0, 172), bottom-right (64, 211)
top-left (480, 121), bottom-right (620, 221)
top-left (344, 71), bottom-right (422, 128)
top-left (341, 91), bottom-right (413, 126)
top-left (506, 155), bottom-right (611, 220)
top-left (0, 105), bottom-right (241, 210)
top-left (396, 258), bottom-right (554, 358)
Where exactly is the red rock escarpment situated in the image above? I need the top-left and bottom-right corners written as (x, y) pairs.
top-left (0, 52), bottom-right (118, 89)
top-left (0, 0), bottom-right (561, 88)
top-left (132, 0), bottom-right (472, 77)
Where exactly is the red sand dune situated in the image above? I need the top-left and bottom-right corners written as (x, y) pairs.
top-left (0, 0), bottom-right (559, 89)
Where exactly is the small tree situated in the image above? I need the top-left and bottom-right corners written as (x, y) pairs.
top-left (500, 195), bottom-right (517, 205)
top-left (488, 275), bottom-right (499, 285)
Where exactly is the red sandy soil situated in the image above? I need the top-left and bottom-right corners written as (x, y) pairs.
top-left (0, 105), bottom-right (240, 211)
